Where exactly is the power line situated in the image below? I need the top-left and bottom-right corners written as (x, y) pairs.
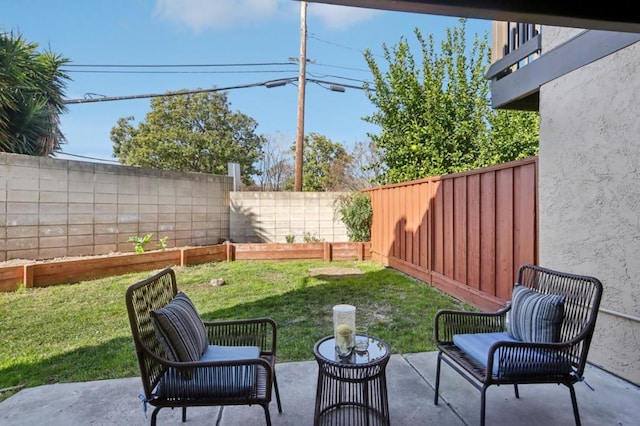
top-left (309, 33), bottom-right (367, 55)
top-left (313, 62), bottom-right (370, 72)
top-left (65, 62), bottom-right (294, 68)
top-left (309, 33), bottom-right (384, 59)
top-left (307, 72), bottom-right (366, 84)
top-left (64, 69), bottom-right (297, 75)
top-left (62, 60), bottom-right (370, 75)
top-left (64, 80), bottom-right (282, 104)
top-left (63, 77), bottom-right (363, 104)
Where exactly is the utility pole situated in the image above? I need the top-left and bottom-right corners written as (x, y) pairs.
top-left (294, 1), bottom-right (307, 191)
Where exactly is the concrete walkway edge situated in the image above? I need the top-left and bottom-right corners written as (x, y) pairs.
top-left (1, 352), bottom-right (638, 425)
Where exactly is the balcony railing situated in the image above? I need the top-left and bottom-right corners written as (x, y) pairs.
top-left (487, 22), bottom-right (542, 110)
top-left (488, 22), bottom-right (541, 81)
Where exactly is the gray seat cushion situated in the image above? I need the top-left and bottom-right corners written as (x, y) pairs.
top-left (157, 345), bottom-right (261, 398)
top-left (453, 331), bottom-right (572, 377)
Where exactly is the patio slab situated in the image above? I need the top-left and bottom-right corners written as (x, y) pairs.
top-left (0, 351), bottom-right (638, 425)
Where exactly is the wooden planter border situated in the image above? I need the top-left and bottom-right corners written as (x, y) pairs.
top-left (0, 242), bottom-right (371, 292)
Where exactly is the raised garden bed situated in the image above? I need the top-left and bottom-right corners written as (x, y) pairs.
top-left (0, 242), bottom-right (371, 292)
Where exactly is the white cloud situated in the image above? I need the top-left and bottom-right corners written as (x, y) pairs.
top-left (154, 0), bottom-right (379, 32)
top-left (153, 0), bottom-right (281, 31)
top-left (308, 3), bottom-right (380, 30)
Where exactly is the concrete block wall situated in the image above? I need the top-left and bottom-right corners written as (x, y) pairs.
top-left (0, 153), bottom-right (232, 261)
top-left (230, 192), bottom-right (349, 243)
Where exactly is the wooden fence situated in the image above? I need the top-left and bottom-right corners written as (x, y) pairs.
top-left (365, 157), bottom-right (537, 311)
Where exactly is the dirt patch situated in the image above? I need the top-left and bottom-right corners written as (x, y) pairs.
top-left (0, 251), bottom-right (141, 268)
top-left (309, 266), bottom-right (364, 277)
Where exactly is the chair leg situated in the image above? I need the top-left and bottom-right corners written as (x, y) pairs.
top-left (513, 384), bottom-right (520, 398)
top-left (150, 407), bottom-right (162, 426)
top-left (567, 384), bottom-right (582, 426)
top-left (263, 404), bottom-right (273, 426)
top-left (182, 406), bottom-right (187, 422)
top-left (434, 351), bottom-right (442, 405)
top-left (480, 385), bottom-right (488, 426)
top-left (273, 370), bottom-right (283, 413)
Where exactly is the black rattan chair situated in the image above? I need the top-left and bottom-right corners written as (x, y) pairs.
top-left (125, 268), bottom-right (282, 426)
top-left (434, 264), bottom-right (603, 426)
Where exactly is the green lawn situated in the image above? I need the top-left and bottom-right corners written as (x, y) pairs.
top-left (0, 260), bottom-right (471, 400)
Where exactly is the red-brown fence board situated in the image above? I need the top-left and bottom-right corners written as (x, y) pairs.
top-left (467, 174), bottom-right (481, 290)
top-left (443, 178), bottom-right (455, 279)
top-left (480, 171), bottom-right (496, 295)
top-left (495, 168), bottom-right (515, 300)
top-left (454, 176), bottom-right (468, 284)
top-left (432, 179), bottom-right (444, 274)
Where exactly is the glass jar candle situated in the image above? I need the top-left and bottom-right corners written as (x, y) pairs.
top-left (333, 304), bottom-right (356, 357)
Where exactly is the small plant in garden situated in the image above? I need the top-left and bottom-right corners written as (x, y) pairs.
top-left (157, 236), bottom-right (168, 250)
top-left (334, 192), bottom-right (373, 242)
top-left (129, 233), bottom-right (153, 253)
top-left (303, 231), bottom-right (323, 242)
top-left (285, 234), bottom-right (295, 243)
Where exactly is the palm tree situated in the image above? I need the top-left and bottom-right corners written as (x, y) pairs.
top-left (0, 31), bottom-right (70, 156)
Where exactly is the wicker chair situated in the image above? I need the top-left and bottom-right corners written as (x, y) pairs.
top-left (125, 268), bottom-right (282, 426)
top-left (434, 264), bottom-right (603, 426)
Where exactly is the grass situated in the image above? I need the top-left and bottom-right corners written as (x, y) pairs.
top-left (0, 259), bottom-right (471, 401)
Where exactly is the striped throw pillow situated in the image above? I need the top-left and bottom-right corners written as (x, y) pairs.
top-left (151, 292), bottom-right (208, 362)
top-left (508, 285), bottom-right (565, 343)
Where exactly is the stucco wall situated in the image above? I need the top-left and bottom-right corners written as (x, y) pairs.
top-left (539, 27), bottom-right (640, 384)
top-left (0, 153), bottom-right (232, 261)
top-left (230, 192), bottom-right (349, 243)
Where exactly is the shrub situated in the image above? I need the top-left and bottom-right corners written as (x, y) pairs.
top-left (335, 192), bottom-right (372, 242)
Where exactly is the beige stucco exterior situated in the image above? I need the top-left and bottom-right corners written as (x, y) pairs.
top-left (538, 27), bottom-right (640, 385)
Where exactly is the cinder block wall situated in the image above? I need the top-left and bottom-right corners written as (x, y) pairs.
top-left (230, 192), bottom-right (349, 243)
top-left (0, 153), bottom-right (232, 261)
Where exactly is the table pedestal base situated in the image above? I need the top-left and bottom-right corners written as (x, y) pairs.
top-left (314, 354), bottom-right (390, 426)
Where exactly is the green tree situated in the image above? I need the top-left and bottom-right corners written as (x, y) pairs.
top-left (0, 31), bottom-right (70, 155)
top-left (111, 90), bottom-right (264, 184)
top-left (363, 19), bottom-right (538, 185)
top-left (288, 133), bottom-right (352, 191)
top-left (481, 109), bottom-right (539, 166)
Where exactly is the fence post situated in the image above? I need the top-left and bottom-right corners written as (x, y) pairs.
top-left (324, 242), bottom-right (332, 262)
top-left (226, 241), bottom-right (234, 261)
top-left (23, 264), bottom-right (34, 288)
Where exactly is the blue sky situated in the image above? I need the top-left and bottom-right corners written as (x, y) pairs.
top-left (3, 0), bottom-right (491, 164)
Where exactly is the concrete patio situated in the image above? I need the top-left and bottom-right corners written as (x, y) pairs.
top-left (1, 351), bottom-right (638, 425)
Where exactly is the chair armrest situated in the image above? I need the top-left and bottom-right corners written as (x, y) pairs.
top-left (203, 317), bottom-right (277, 356)
top-left (434, 307), bottom-right (509, 344)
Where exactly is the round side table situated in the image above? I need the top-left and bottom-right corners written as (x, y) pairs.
top-left (313, 335), bottom-right (390, 426)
